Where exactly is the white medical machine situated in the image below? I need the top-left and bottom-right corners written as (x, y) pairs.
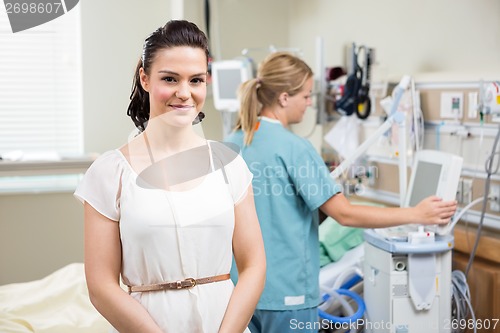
top-left (211, 59), bottom-right (253, 139)
top-left (481, 81), bottom-right (500, 116)
top-left (363, 150), bottom-right (463, 333)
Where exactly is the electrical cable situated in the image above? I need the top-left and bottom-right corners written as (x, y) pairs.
top-left (417, 104), bottom-right (425, 151)
top-left (204, 0), bottom-right (210, 41)
top-left (410, 77), bottom-right (422, 153)
top-left (451, 270), bottom-right (477, 333)
top-left (465, 122), bottom-right (500, 277)
top-left (409, 79), bottom-right (425, 154)
top-left (435, 122), bottom-right (443, 150)
top-left (464, 120), bottom-right (485, 252)
top-left (446, 196), bottom-right (487, 234)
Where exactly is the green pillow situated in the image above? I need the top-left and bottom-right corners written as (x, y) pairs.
top-left (319, 217), bottom-right (364, 267)
top-left (319, 201), bottom-right (386, 267)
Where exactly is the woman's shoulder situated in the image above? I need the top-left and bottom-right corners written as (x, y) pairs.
top-left (85, 149), bottom-right (129, 178)
top-left (75, 150), bottom-right (125, 221)
top-left (91, 149), bottom-right (125, 167)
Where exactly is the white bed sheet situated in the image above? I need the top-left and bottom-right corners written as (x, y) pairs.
top-left (319, 243), bottom-right (364, 292)
top-left (0, 263), bottom-right (110, 333)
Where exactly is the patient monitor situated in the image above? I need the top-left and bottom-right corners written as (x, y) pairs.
top-left (405, 150), bottom-right (463, 235)
top-left (211, 58), bottom-right (253, 139)
top-left (211, 59), bottom-right (253, 112)
top-left (406, 150), bottom-right (462, 207)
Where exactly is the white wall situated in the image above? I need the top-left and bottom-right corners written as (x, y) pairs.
top-left (201, 0), bottom-right (290, 62)
top-left (288, 0), bottom-right (500, 81)
top-left (0, 193), bottom-right (83, 284)
top-left (80, 0), bottom-right (173, 153)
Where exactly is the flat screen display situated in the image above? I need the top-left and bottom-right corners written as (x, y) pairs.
top-left (408, 161), bottom-right (442, 207)
top-left (216, 68), bottom-right (242, 99)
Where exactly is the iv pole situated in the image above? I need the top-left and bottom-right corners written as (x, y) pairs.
top-left (330, 75), bottom-right (412, 207)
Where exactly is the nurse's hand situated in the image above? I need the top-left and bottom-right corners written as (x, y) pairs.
top-left (414, 196), bottom-right (457, 225)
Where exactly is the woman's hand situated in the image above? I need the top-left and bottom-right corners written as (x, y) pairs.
top-left (414, 196), bottom-right (458, 225)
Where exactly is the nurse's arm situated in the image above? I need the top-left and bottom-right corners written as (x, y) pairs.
top-left (320, 192), bottom-right (457, 228)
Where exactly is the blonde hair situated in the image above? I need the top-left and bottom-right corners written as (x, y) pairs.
top-left (235, 52), bottom-right (313, 145)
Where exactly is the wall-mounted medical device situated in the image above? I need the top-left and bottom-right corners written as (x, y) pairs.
top-left (211, 58), bottom-right (253, 112)
top-left (210, 58), bottom-right (254, 139)
top-left (335, 43), bottom-right (374, 119)
top-left (481, 81), bottom-right (500, 115)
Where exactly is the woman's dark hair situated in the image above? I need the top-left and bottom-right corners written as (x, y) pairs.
top-left (127, 20), bottom-right (209, 131)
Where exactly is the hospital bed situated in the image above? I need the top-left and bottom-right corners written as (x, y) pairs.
top-left (318, 202), bottom-right (385, 295)
top-left (0, 263), bottom-right (110, 333)
top-left (317, 200), bottom-right (392, 331)
top-left (319, 244), bottom-right (364, 293)
top-left (318, 216), bottom-right (366, 332)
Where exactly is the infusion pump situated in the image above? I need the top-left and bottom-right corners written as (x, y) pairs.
top-left (483, 81), bottom-right (500, 115)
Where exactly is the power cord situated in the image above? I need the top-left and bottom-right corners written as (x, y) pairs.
top-left (451, 270), bottom-right (477, 333)
top-left (446, 196), bottom-right (490, 234)
top-left (465, 122), bottom-right (500, 277)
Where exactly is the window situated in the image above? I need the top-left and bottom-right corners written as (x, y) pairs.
top-left (0, 6), bottom-right (83, 158)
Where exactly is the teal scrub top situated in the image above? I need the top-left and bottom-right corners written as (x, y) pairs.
top-left (226, 117), bottom-right (341, 310)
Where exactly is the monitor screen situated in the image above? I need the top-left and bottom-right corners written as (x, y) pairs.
top-left (408, 161), bottom-right (442, 207)
top-left (211, 59), bottom-right (253, 112)
top-left (217, 69), bottom-right (242, 99)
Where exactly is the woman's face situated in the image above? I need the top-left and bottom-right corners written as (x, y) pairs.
top-left (140, 46), bottom-right (207, 128)
top-left (286, 76), bottom-right (313, 125)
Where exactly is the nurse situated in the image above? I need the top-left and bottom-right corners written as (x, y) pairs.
top-left (227, 52), bottom-right (457, 333)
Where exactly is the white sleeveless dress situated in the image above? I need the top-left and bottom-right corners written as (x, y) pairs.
top-left (74, 141), bottom-right (252, 333)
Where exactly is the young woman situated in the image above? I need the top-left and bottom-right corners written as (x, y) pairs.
top-left (227, 52), bottom-right (457, 333)
top-left (75, 20), bottom-right (265, 333)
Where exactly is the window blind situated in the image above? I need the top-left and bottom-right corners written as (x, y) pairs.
top-left (0, 6), bottom-right (82, 157)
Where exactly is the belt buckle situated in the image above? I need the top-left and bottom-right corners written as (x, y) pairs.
top-left (185, 277), bottom-right (196, 288)
top-left (175, 277), bottom-right (196, 289)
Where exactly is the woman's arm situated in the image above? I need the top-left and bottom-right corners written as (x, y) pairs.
top-left (219, 186), bottom-right (266, 333)
top-left (84, 202), bottom-right (163, 333)
top-left (320, 192), bottom-right (457, 228)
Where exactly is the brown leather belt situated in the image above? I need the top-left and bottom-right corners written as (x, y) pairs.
top-left (126, 273), bottom-right (230, 294)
